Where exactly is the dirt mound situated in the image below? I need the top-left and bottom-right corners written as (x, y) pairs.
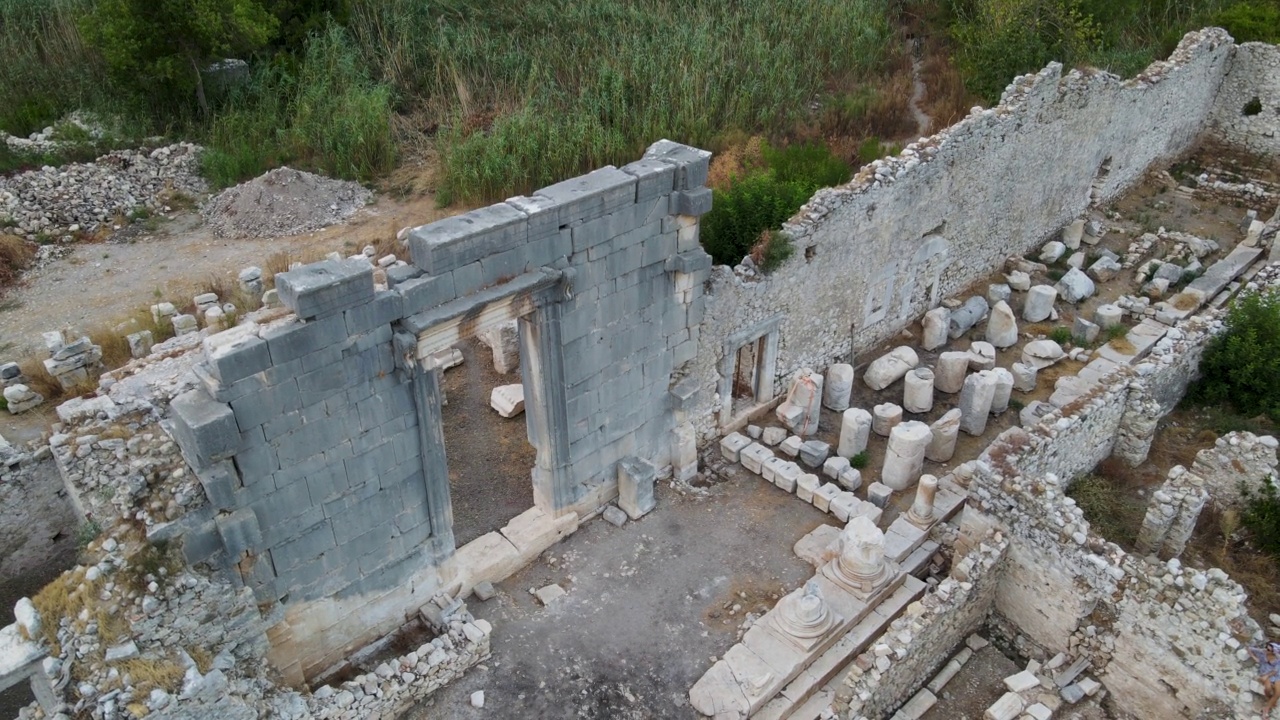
top-left (202, 166), bottom-right (372, 239)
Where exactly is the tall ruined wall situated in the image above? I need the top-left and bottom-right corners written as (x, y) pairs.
top-left (686, 28), bottom-right (1235, 440)
top-left (966, 307), bottom-right (1261, 719)
top-left (1210, 42), bottom-right (1280, 156)
top-left (163, 141), bottom-right (714, 682)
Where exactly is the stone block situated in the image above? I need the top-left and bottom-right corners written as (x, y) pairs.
top-left (864, 346), bottom-right (919, 390)
top-left (643, 139), bottom-right (711, 191)
top-left (275, 258), bottom-right (375, 320)
top-left (830, 492), bottom-right (858, 522)
top-left (170, 388), bottom-right (240, 469)
top-left (618, 456), bottom-right (657, 519)
top-left (949, 296), bottom-right (989, 338)
top-left (839, 468), bottom-right (863, 492)
top-left (408, 203), bottom-right (528, 275)
top-left (823, 363), bottom-right (854, 411)
top-left (779, 435), bottom-right (803, 458)
top-left (823, 455), bottom-right (851, 480)
top-left (813, 483), bottom-right (840, 513)
top-left (216, 507), bottom-right (263, 558)
top-left (490, 384), bottom-right (525, 418)
top-left (985, 692), bottom-right (1024, 720)
top-left (534, 584), bottom-right (568, 606)
top-left (203, 328), bottom-right (271, 385)
top-left (798, 439), bottom-right (830, 468)
top-left (796, 474), bottom-right (820, 503)
top-left (762, 426), bottom-right (788, 446)
top-left (670, 188), bottom-right (713, 216)
top-left (740, 443), bottom-right (772, 474)
top-left (126, 330), bottom-right (154, 359)
top-left (478, 320), bottom-right (521, 374)
top-left (922, 307), bottom-right (950, 351)
top-left (867, 482), bottom-right (893, 508)
top-left (602, 505), bottom-right (628, 528)
top-left (720, 432), bottom-right (751, 463)
top-left (1003, 670), bottom-right (1039, 693)
top-left (774, 462), bottom-right (802, 493)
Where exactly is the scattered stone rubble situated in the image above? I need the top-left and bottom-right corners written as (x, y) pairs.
top-left (201, 167), bottom-right (372, 239)
top-left (0, 144), bottom-right (205, 240)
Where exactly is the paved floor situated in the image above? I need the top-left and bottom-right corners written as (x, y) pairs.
top-left (406, 466), bottom-right (838, 719)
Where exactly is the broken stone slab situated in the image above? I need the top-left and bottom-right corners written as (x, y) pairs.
top-left (1072, 316), bottom-right (1099, 344)
top-left (985, 300), bottom-right (1018, 348)
top-left (1021, 340), bottom-right (1065, 369)
top-left (3, 385), bottom-right (44, 414)
top-left (823, 363), bottom-right (854, 412)
top-left (473, 581), bottom-right (496, 601)
top-left (903, 367), bottom-right (934, 414)
top-left (883, 421), bottom-right (932, 491)
top-left (921, 307), bottom-right (950, 351)
top-left (761, 426), bottom-right (788, 447)
top-left (1039, 241), bottom-right (1065, 263)
top-left (926, 409), bottom-right (962, 462)
top-left (863, 346), bottom-right (919, 391)
top-left (1023, 285), bottom-right (1057, 322)
top-left (534, 584), bottom-right (567, 606)
top-left (934, 351), bottom-right (971, 394)
top-left (1186, 244), bottom-right (1263, 298)
top-left (1153, 261), bottom-right (1184, 283)
top-left (1062, 219), bottom-right (1084, 249)
top-left (779, 435), bottom-right (802, 458)
top-left (1011, 362), bottom-right (1037, 392)
top-left (1020, 400), bottom-right (1054, 428)
top-left (987, 283), bottom-right (1012, 306)
top-left (478, 320), bottom-right (520, 374)
top-left (986, 691), bottom-right (1025, 720)
top-left (1088, 256), bottom-right (1122, 282)
top-left (872, 403), bottom-right (903, 437)
top-left (1003, 670), bottom-right (1039, 693)
top-left (425, 346), bottom-right (464, 371)
top-left (602, 505), bottom-right (628, 528)
top-left (948, 296), bottom-right (989, 339)
top-left (967, 341), bottom-right (996, 371)
top-left (1056, 267), bottom-right (1096, 303)
top-left (490, 384), bottom-right (525, 418)
top-left (1005, 270), bottom-right (1031, 291)
top-left (838, 408), bottom-right (872, 458)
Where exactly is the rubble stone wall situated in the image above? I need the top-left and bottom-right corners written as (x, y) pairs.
top-left (834, 528), bottom-right (1009, 720)
top-left (968, 306), bottom-right (1261, 719)
top-left (1209, 42), bottom-right (1280, 156)
top-left (686, 29), bottom-right (1235, 440)
top-left (161, 141), bottom-right (713, 682)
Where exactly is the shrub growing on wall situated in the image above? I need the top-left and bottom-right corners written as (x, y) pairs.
top-left (1189, 289), bottom-right (1280, 421)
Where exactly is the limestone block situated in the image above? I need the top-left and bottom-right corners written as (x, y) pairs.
top-left (1062, 218), bottom-right (1085, 249)
top-left (172, 314), bottom-right (199, 336)
top-left (867, 482), bottom-right (893, 508)
top-left (796, 474), bottom-right (820, 503)
top-left (958, 371), bottom-right (997, 435)
top-left (478, 320), bottom-right (521, 374)
top-left (863, 346), bottom-right (919, 391)
top-left (1004, 670), bottom-right (1039, 692)
top-left (1072, 316), bottom-right (1099, 345)
top-left (761, 426), bottom-right (787, 446)
top-left (425, 347), bottom-right (464, 371)
top-left (926, 409), bottom-right (962, 462)
top-left (762, 455), bottom-right (787, 484)
top-left (838, 408), bottom-right (872, 458)
top-left (1011, 362), bottom-right (1037, 392)
top-left (989, 368), bottom-right (1014, 414)
top-left (774, 462), bottom-right (802, 493)
top-left (883, 421), bottom-right (931, 491)
top-left (1056, 267), bottom-right (1096, 303)
top-left (987, 283), bottom-right (1012, 306)
top-left (720, 432), bottom-right (751, 462)
top-left (618, 456), bottom-right (657, 519)
top-left (813, 483), bottom-right (840, 513)
top-left (1066, 252), bottom-right (1086, 269)
top-left (903, 367), bottom-right (934, 414)
top-left (4, 384), bottom-right (43, 414)
top-left (779, 435), bottom-right (803, 458)
top-left (968, 341), bottom-right (996, 370)
top-left (126, 330), bottom-right (154, 359)
top-left (151, 302), bottom-right (177, 326)
top-left (872, 403), bottom-right (903, 437)
top-left (935, 352), bottom-right (971, 394)
top-left (823, 455), bottom-right (851, 480)
top-left (838, 468), bottom-right (862, 492)
top-left (1094, 303), bottom-right (1124, 328)
top-left (1039, 241), bottom-right (1065, 263)
top-left (985, 301), bottom-right (1018, 348)
top-left (1088, 256), bottom-right (1122, 282)
top-left (798, 440), bottom-right (830, 469)
top-left (740, 443), bottom-right (772, 474)
top-left (490, 384), bottom-right (525, 418)
top-left (1005, 271), bottom-right (1031, 291)
top-left (986, 692), bottom-right (1025, 720)
top-left (1020, 400), bottom-right (1053, 428)
top-left (830, 492), bottom-right (859, 522)
top-left (1154, 261), bottom-right (1183, 283)
top-left (1022, 340), bottom-right (1065, 369)
top-left (823, 363), bottom-right (854, 411)
top-left (921, 307), bottom-right (950, 351)
top-left (238, 266), bottom-right (263, 295)
top-left (948, 296), bottom-right (989, 339)
top-left (1023, 285), bottom-right (1057, 322)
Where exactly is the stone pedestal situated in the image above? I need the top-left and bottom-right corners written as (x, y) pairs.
top-left (1011, 362), bottom-right (1037, 392)
top-left (985, 300), bottom-right (1018, 348)
top-left (838, 408), bottom-right (873, 458)
top-left (863, 347), bottom-right (919, 391)
top-left (935, 352), bottom-right (971, 394)
top-left (906, 474), bottom-right (939, 527)
top-left (1023, 285), bottom-right (1057, 322)
top-left (778, 369), bottom-right (823, 436)
top-left (958, 370), bottom-right (997, 435)
top-left (990, 367), bottom-right (1014, 414)
top-left (823, 516), bottom-right (893, 599)
top-left (922, 307), bottom-right (950, 351)
top-left (767, 580), bottom-right (840, 652)
top-left (618, 456), bottom-right (657, 519)
top-left (1094, 303), bottom-right (1124, 328)
top-left (882, 421), bottom-right (932, 491)
top-left (903, 368), bottom-right (934, 414)
top-left (872, 403), bottom-right (903, 437)
top-left (926, 409), bottom-right (962, 462)
top-left (823, 363), bottom-right (854, 412)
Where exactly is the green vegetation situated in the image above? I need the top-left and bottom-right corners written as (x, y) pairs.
top-left (700, 142), bottom-right (850, 267)
top-left (945, 0), bottom-right (1280, 104)
top-left (1188, 289), bottom-right (1280, 422)
top-left (1241, 479), bottom-right (1280, 558)
top-left (1050, 325), bottom-right (1073, 345)
top-left (849, 451), bottom-right (870, 470)
top-left (1067, 473), bottom-right (1146, 547)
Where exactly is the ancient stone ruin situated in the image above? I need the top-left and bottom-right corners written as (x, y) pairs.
top-left (2, 25), bottom-right (1280, 720)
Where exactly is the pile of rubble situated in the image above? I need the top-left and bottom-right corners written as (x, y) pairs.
top-left (0, 144), bottom-right (205, 240)
top-left (201, 167), bottom-right (371, 239)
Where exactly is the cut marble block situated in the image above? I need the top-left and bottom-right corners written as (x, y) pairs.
top-left (618, 456), bottom-right (657, 519)
top-left (762, 456), bottom-right (789, 484)
top-left (823, 363), bottom-right (854, 411)
top-left (872, 403), bottom-right (903, 436)
top-left (985, 692), bottom-right (1025, 720)
top-left (798, 440), bottom-right (830, 468)
top-left (720, 432), bottom-right (752, 462)
top-left (813, 483), bottom-right (841, 513)
top-left (741, 443), bottom-right (772, 474)
top-left (775, 462), bottom-right (803, 493)
top-left (780, 435), bottom-right (803, 458)
top-left (867, 482), bottom-right (893, 508)
top-left (830, 492), bottom-right (858, 522)
top-left (882, 421), bottom-right (931, 491)
top-left (797, 474), bottom-right (821, 503)
top-left (490, 384), bottom-right (525, 418)
top-left (838, 468), bottom-right (863, 492)
top-left (838, 408), bottom-right (873, 458)
top-left (762, 426), bottom-right (788, 446)
top-left (823, 455), bottom-right (851, 480)
top-left (922, 307), bottom-right (950, 351)
top-left (934, 352), bottom-right (971, 394)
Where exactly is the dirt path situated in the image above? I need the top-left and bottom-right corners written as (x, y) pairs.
top-left (0, 185), bottom-right (459, 360)
top-left (907, 39), bottom-right (932, 137)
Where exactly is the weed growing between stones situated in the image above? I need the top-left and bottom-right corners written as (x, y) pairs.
top-left (1066, 473), bottom-right (1146, 548)
top-left (849, 451), bottom-right (870, 470)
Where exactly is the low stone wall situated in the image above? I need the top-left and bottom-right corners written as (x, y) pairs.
top-left (833, 523), bottom-right (1008, 719)
top-left (1209, 42), bottom-right (1280, 156)
top-left (1189, 430), bottom-right (1279, 509)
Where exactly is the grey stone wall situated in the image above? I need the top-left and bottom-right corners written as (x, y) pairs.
top-left (1209, 42), bottom-right (1280, 156)
top-left (164, 141), bottom-right (713, 680)
top-left (686, 29), bottom-right (1235, 440)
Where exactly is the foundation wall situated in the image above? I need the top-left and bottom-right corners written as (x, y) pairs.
top-left (1209, 42), bottom-right (1280, 156)
top-left (687, 29), bottom-right (1236, 441)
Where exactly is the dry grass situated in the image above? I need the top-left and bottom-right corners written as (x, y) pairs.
top-left (1107, 336), bottom-right (1137, 355)
top-left (116, 656), bottom-right (186, 695)
top-left (707, 134), bottom-right (767, 190)
top-left (1067, 473), bottom-right (1148, 549)
top-left (32, 566), bottom-right (98, 655)
top-left (187, 645), bottom-right (214, 674)
top-left (263, 248), bottom-right (331, 288)
top-left (0, 232), bottom-right (35, 293)
top-left (1188, 505), bottom-right (1280, 627)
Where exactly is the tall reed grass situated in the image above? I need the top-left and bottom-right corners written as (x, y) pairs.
top-left (0, 0), bottom-right (106, 136)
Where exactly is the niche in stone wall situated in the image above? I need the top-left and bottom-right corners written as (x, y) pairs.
top-left (895, 232), bottom-right (950, 320)
top-left (1089, 156), bottom-right (1113, 206)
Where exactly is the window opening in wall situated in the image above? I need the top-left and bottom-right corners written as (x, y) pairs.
top-left (733, 338), bottom-right (762, 403)
top-left (1243, 96), bottom-right (1263, 116)
top-left (439, 332), bottom-right (536, 547)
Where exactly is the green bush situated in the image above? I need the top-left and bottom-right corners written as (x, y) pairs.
top-left (201, 24), bottom-right (393, 187)
top-left (0, 0), bottom-right (106, 135)
top-left (757, 231), bottom-right (796, 274)
top-left (1214, 1), bottom-right (1280, 44)
top-left (1050, 326), bottom-right (1072, 345)
top-left (1189, 289), bottom-right (1280, 421)
top-left (763, 142), bottom-right (852, 190)
top-left (849, 451), bottom-right (869, 470)
top-left (700, 174), bottom-right (817, 267)
top-left (1241, 478), bottom-right (1280, 557)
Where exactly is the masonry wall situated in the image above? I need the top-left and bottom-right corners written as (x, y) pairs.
top-left (165, 141), bottom-right (714, 682)
top-left (685, 29), bottom-right (1236, 440)
top-left (1209, 42), bottom-right (1280, 156)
